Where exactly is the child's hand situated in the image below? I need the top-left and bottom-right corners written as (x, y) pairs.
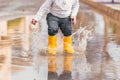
top-left (31, 19), bottom-right (37, 25)
top-left (71, 16), bottom-right (76, 25)
top-left (30, 19), bottom-right (38, 32)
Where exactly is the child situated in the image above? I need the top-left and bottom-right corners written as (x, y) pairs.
top-left (31, 0), bottom-right (79, 54)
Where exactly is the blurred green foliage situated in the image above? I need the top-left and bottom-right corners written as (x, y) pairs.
top-left (7, 17), bottom-right (24, 29)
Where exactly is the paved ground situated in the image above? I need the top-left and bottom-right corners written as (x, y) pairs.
top-left (0, 0), bottom-right (44, 19)
top-left (0, 0), bottom-right (120, 80)
top-left (9, 34), bottom-right (120, 80)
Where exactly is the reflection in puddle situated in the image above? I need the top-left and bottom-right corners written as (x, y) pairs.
top-left (0, 38), bottom-right (11, 80)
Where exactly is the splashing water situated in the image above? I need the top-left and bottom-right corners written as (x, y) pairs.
top-left (30, 18), bottom-right (94, 79)
top-left (72, 25), bottom-right (94, 53)
top-left (30, 23), bottom-right (94, 55)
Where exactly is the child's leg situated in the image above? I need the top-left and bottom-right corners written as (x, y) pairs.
top-left (47, 13), bottom-right (59, 80)
top-left (46, 13), bottom-right (59, 54)
top-left (59, 17), bottom-right (74, 53)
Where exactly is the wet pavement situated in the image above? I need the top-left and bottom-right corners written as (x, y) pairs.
top-left (4, 30), bottom-right (119, 80)
top-left (1, 22), bottom-right (120, 80)
top-left (0, 1), bottom-right (120, 80)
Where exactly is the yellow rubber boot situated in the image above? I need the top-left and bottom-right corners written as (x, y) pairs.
top-left (48, 56), bottom-right (56, 72)
top-left (64, 36), bottom-right (74, 53)
top-left (48, 35), bottom-right (57, 54)
top-left (64, 55), bottom-right (72, 71)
